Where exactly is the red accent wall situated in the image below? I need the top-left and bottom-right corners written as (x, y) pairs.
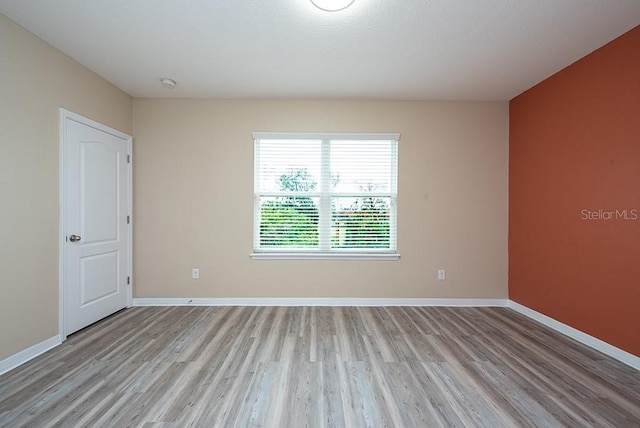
top-left (509, 25), bottom-right (640, 356)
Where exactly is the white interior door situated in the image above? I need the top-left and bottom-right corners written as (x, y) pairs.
top-left (60, 109), bottom-right (132, 336)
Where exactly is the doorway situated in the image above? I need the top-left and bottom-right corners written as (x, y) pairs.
top-left (59, 109), bottom-right (132, 338)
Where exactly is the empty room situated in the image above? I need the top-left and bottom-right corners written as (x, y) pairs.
top-left (0, 1), bottom-right (639, 426)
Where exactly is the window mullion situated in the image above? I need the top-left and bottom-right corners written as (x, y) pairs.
top-left (319, 140), bottom-right (331, 250)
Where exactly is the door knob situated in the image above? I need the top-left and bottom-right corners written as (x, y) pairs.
top-left (69, 234), bottom-right (82, 242)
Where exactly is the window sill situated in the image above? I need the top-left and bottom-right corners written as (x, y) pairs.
top-left (250, 252), bottom-right (401, 261)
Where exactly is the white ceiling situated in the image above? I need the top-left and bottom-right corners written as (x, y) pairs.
top-left (1, 0), bottom-right (639, 100)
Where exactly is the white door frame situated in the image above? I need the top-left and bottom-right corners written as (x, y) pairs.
top-left (58, 108), bottom-right (133, 341)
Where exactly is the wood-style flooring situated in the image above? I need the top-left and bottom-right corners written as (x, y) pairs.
top-left (0, 306), bottom-right (638, 427)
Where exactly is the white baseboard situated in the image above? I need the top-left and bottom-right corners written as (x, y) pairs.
top-left (132, 297), bottom-right (510, 307)
top-left (508, 301), bottom-right (640, 371)
top-left (0, 335), bottom-right (61, 376)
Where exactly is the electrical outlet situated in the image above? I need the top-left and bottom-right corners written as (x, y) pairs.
top-left (192, 268), bottom-right (200, 279)
top-left (437, 269), bottom-right (446, 280)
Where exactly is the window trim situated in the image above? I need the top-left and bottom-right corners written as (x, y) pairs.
top-left (252, 132), bottom-right (400, 142)
top-left (252, 132), bottom-right (400, 260)
top-left (250, 252), bottom-right (400, 260)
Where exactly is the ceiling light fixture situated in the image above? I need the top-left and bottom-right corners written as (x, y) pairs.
top-left (160, 78), bottom-right (177, 89)
top-left (310, 0), bottom-right (355, 12)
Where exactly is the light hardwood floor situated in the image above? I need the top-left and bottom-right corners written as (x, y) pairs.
top-left (0, 306), bottom-right (638, 427)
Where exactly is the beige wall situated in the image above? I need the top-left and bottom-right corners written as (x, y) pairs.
top-left (0, 16), bottom-right (132, 360)
top-left (133, 99), bottom-right (508, 299)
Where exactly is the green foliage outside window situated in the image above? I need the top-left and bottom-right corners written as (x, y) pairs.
top-left (259, 200), bottom-right (318, 247)
top-left (259, 169), bottom-right (390, 249)
top-left (332, 195), bottom-right (390, 248)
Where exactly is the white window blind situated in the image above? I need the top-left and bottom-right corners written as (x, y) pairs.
top-left (253, 133), bottom-right (399, 258)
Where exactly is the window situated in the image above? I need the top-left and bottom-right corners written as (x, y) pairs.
top-left (252, 133), bottom-right (399, 260)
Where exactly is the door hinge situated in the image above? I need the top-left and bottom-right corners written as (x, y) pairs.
top-left (127, 276), bottom-right (130, 285)
top-left (127, 154), bottom-right (130, 163)
top-left (127, 215), bottom-right (130, 224)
